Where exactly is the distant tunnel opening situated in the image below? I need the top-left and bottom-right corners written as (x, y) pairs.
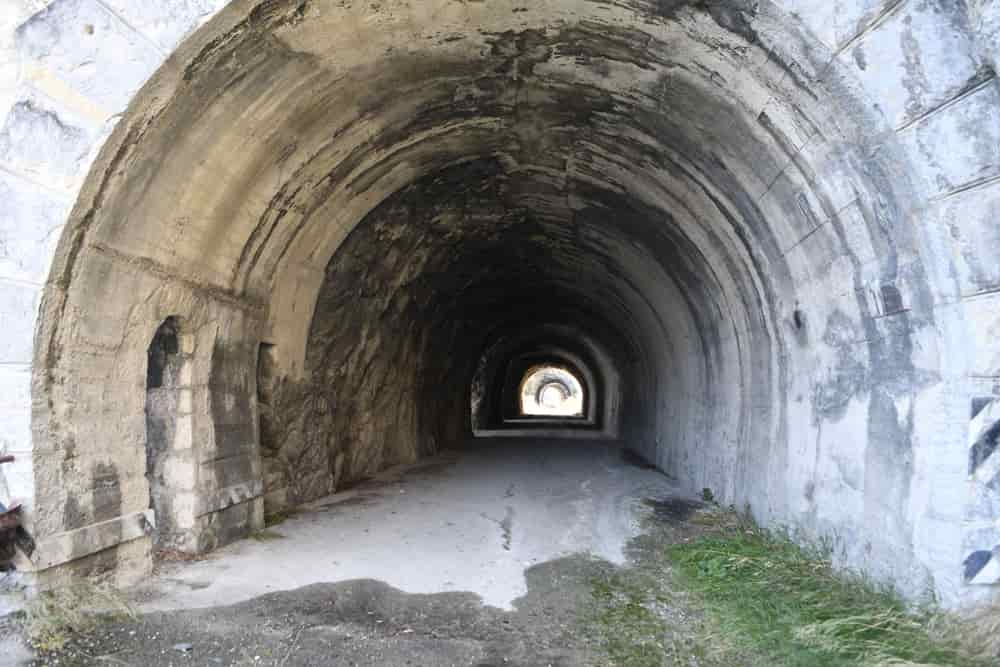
top-left (519, 366), bottom-right (584, 418)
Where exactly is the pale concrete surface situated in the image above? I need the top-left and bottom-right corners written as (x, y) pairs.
top-left (0, 634), bottom-right (33, 666)
top-left (137, 439), bottom-right (679, 612)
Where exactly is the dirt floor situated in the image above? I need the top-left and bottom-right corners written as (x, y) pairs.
top-left (3, 440), bottom-right (720, 666)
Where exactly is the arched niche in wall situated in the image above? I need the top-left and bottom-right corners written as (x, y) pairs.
top-left (145, 316), bottom-right (195, 553)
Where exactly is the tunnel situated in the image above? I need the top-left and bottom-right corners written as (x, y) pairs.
top-left (3, 0), bottom-right (1000, 612)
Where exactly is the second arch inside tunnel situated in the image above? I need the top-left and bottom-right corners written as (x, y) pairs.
top-left (258, 155), bottom-right (748, 512)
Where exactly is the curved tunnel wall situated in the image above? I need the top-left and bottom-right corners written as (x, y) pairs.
top-left (0, 0), bottom-right (998, 608)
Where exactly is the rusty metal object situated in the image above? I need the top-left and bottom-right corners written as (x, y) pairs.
top-left (0, 454), bottom-right (21, 532)
top-left (0, 504), bottom-right (20, 530)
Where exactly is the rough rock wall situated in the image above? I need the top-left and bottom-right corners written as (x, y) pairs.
top-left (261, 159), bottom-right (650, 511)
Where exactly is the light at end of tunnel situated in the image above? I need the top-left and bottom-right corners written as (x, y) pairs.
top-left (520, 365), bottom-right (585, 417)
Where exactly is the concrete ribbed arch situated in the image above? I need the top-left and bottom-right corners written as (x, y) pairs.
top-left (0, 0), bottom-right (994, 608)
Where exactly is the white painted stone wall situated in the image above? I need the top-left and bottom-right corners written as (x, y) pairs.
top-left (0, 0), bottom-right (225, 513)
top-left (780, 0), bottom-right (1000, 608)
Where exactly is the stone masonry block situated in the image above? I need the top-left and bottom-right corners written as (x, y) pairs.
top-left (0, 170), bottom-right (68, 284)
top-left (0, 362), bottom-right (30, 415)
top-left (15, 0), bottom-right (164, 114)
top-left (177, 388), bottom-right (193, 414)
top-left (898, 82), bottom-right (1000, 198)
top-left (930, 179), bottom-right (1000, 297)
top-left (962, 292), bottom-right (1000, 377)
top-left (776, 0), bottom-right (885, 52)
top-left (100, 0), bottom-right (227, 52)
top-left (0, 279), bottom-right (38, 363)
top-left (172, 415), bottom-right (193, 451)
top-left (967, 0), bottom-right (1000, 70)
top-left (840, 0), bottom-right (986, 129)
top-left (0, 91), bottom-right (94, 189)
top-left (162, 455), bottom-right (196, 493)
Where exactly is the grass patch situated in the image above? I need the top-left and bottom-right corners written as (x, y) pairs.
top-left (584, 524), bottom-right (726, 667)
top-left (22, 581), bottom-right (134, 652)
top-left (666, 519), bottom-right (991, 667)
top-left (264, 508), bottom-right (299, 528)
top-left (588, 568), bottom-right (673, 666)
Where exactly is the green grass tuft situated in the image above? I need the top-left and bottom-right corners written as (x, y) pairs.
top-left (263, 508), bottom-right (299, 528)
top-left (22, 581), bottom-right (135, 653)
top-left (250, 528), bottom-right (286, 541)
top-left (588, 570), bottom-right (670, 666)
top-left (665, 525), bottom-right (990, 667)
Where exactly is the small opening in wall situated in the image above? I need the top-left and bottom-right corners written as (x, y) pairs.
top-left (257, 343), bottom-right (280, 461)
top-left (880, 284), bottom-right (904, 315)
top-left (147, 317), bottom-right (180, 389)
top-left (792, 309), bottom-right (805, 331)
top-left (145, 316), bottom-right (188, 551)
top-left (257, 343), bottom-right (276, 405)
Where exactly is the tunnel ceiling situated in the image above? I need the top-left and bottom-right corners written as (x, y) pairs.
top-left (57, 0), bottom-right (906, 316)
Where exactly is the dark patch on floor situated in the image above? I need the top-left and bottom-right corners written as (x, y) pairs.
top-left (643, 496), bottom-right (705, 522)
top-left (312, 495), bottom-right (378, 513)
top-left (17, 485), bottom-right (724, 667)
top-left (396, 459), bottom-right (460, 479)
top-left (24, 557), bottom-right (604, 667)
top-left (159, 578), bottom-right (214, 591)
top-left (621, 448), bottom-right (657, 470)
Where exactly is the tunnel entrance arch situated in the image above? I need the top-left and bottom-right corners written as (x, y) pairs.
top-left (1, 0), bottom-right (994, 609)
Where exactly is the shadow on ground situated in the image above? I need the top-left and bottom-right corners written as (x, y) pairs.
top-left (16, 489), bottom-right (729, 667)
top-left (25, 556), bottom-right (616, 666)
